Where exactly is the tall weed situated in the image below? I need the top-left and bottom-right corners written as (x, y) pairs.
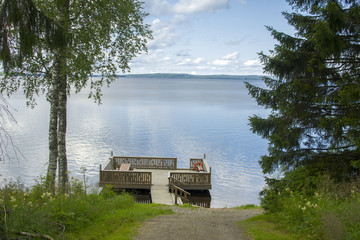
top-left (262, 174), bottom-right (360, 239)
top-left (0, 177), bottom-right (138, 239)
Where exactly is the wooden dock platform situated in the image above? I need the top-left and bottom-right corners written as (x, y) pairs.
top-left (99, 156), bottom-right (212, 206)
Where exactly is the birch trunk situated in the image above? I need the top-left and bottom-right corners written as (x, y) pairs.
top-left (57, 61), bottom-right (68, 190)
top-left (57, 0), bottom-right (70, 191)
top-left (46, 74), bottom-right (59, 191)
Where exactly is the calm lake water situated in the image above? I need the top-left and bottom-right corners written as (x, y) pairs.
top-left (1, 77), bottom-right (269, 207)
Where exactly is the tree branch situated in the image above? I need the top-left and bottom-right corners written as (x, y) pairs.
top-left (17, 231), bottom-right (54, 240)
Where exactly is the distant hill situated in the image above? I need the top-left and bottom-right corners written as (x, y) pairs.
top-left (117, 73), bottom-right (264, 80)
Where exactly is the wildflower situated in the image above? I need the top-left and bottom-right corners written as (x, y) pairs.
top-left (306, 201), bottom-right (311, 207)
top-left (10, 196), bottom-right (16, 202)
top-left (278, 192), bottom-right (281, 196)
top-left (23, 192), bottom-right (29, 197)
top-left (301, 206), bottom-right (306, 211)
top-left (285, 187), bottom-right (290, 192)
top-left (41, 193), bottom-right (46, 198)
top-left (46, 192), bottom-right (52, 197)
top-left (28, 202), bottom-right (33, 207)
top-left (49, 197), bottom-right (54, 202)
top-left (64, 194), bottom-right (69, 199)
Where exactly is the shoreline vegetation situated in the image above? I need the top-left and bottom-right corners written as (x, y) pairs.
top-left (1, 176), bottom-right (359, 239)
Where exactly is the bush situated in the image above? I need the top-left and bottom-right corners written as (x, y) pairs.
top-left (0, 177), bottom-right (139, 239)
top-left (260, 172), bottom-right (360, 239)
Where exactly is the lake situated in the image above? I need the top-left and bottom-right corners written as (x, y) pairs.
top-left (1, 76), bottom-right (269, 207)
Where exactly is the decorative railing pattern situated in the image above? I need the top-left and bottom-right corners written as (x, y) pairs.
top-left (169, 172), bottom-right (211, 185)
top-left (99, 171), bottom-right (152, 186)
top-left (112, 156), bottom-right (177, 170)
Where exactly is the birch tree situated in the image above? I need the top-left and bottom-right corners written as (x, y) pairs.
top-left (0, 0), bottom-right (152, 190)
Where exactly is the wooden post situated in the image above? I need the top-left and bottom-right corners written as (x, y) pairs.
top-left (175, 188), bottom-right (178, 205)
top-left (171, 178), bottom-right (174, 193)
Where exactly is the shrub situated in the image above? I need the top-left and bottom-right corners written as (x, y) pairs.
top-left (0, 177), bottom-right (139, 239)
top-left (261, 173), bottom-right (360, 239)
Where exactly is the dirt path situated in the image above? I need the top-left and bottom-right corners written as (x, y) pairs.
top-left (134, 207), bottom-right (262, 240)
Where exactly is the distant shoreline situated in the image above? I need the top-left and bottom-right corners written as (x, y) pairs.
top-left (0, 72), bottom-right (266, 80)
top-left (115, 73), bottom-right (265, 80)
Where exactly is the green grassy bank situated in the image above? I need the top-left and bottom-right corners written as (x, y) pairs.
top-left (238, 177), bottom-right (360, 240)
top-left (0, 177), bottom-right (172, 239)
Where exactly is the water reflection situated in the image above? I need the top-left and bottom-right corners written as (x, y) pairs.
top-left (1, 77), bottom-right (269, 207)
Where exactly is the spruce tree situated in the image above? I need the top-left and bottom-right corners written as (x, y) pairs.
top-left (246, 0), bottom-right (360, 181)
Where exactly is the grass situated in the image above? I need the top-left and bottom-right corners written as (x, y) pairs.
top-left (238, 214), bottom-right (304, 240)
top-left (65, 203), bottom-right (172, 239)
top-left (0, 177), bottom-right (173, 239)
top-left (238, 177), bottom-right (360, 240)
top-left (233, 204), bottom-right (262, 210)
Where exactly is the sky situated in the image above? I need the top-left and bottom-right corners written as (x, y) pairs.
top-left (129, 0), bottom-right (296, 75)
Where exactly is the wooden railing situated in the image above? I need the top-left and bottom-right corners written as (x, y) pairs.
top-left (169, 177), bottom-right (190, 205)
top-left (99, 170), bottom-right (152, 187)
top-left (188, 196), bottom-right (211, 208)
top-left (112, 156), bottom-right (177, 170)
top-left (169, 172), bottom-right (211, 187)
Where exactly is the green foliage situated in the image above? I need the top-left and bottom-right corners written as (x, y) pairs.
top-left (0, 0), bottom-right (152, 104)
top-left (0, 177), bottom-right (171, 239)
top-left (259, 174), bottom-right (360, 239)
top-left (238, 214), bottom-right (303, 240)
top-left (233, 204), bottom-right (261, 210)
top-left (246, 0), bottom-right (360, 181)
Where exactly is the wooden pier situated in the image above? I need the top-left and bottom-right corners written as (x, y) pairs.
top-left (99, 156), bottom-right (211, 206)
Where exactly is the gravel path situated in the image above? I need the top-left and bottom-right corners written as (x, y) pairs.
top-left (134, 207), bottom-right (262, 240)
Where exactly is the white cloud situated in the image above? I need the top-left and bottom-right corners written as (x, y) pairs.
top-left (213, 59), bottom-right (230, 66)
top-left (178, 57), bottom-right (204, 65)
top-left (222, 51), bottom-right (239, 60)
top-left (243, 59), bottom-right (261, 67)
top-left (147, 0), bottom-right (172, 15)
top-left (148, 19), bottom-right (177, 49)
top-left (173, 0), bottom-right (229, 14)
top-left (193, 57), bottom-right (204, 64)
top-left (212, 52), bottom-right (239, 66)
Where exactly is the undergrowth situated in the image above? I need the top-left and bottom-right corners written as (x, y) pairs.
top-left (256, 173), bottom-right (360, 239)
top-left (0, 176), bottom-right (172, 239)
